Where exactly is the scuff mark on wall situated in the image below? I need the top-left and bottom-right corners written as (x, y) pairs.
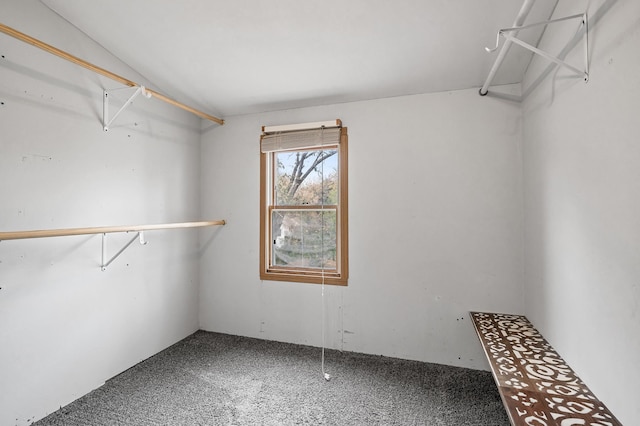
top-left (21, 154), bottom-right (52, 162)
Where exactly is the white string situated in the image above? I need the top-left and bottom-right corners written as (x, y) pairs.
top-left (320, 128), bottom-right (330, 381)
top-left (321, 269), bottom-right (330, 381)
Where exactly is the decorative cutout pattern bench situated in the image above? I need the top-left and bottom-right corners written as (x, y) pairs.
top-left (470, 312), bottom-right (622, 426)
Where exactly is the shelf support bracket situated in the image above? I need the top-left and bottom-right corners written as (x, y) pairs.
top-left (504, 13), bottom-right (588, 82)
top-left (103, 86), bottom-right (151, 132)
top-left (481, 12), bottom-right (589, 96)
top-left (101, 231), bottom-right (148, 271)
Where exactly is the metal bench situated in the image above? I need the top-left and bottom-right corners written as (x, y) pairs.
top-left (470, 312), bottom-right (622, 426)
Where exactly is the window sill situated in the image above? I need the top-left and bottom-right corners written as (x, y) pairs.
top-left (260, 271), bottom-right (347, 286)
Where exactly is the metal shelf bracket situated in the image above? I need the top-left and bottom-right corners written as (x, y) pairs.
top-left (488, 12), bottom-right (589, 82)
top-left (101, 231), bottom-right (148, 271)
top-left (480, 7), bottom-right (589, 96)
top-left (102, 85), bottom-right (152, 132)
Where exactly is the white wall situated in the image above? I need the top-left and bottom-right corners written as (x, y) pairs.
top-left (12, 0), bottom-right (638, 423)
top-left (0, 2), bottom-right (203, 424)
top-left (200, 85), bottom-right (524, 370)
top-left (522, 0), bottom-right (640, 423)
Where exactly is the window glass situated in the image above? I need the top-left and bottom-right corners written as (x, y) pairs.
top-left (271, 209), bottom-right (337, 269)
top-left (274, 149), bottom-right (338, 206)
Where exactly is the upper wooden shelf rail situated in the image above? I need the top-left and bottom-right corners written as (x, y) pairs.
top-left (0, 22), bottom-right (224, 126)
top-left (0, 220), bottom-right (226, 241)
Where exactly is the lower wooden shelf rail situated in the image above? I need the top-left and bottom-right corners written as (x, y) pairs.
top-left (470, 312), bottom-right (622, 426)
top-left (0, 220), bottom-right (226, 270)
top-left (0, 220), bottom-right (225, 241)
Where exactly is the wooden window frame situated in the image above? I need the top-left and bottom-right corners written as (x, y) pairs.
top-left (260, 127), bottom-right (348, 286)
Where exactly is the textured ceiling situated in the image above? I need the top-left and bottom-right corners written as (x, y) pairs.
top-left (41, 0), bottom-right (557, 119)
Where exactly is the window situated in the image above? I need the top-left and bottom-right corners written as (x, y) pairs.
top-left (260, 120), bottom-right (348, 285)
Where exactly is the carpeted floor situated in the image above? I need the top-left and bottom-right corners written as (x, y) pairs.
top-left (34, 331), bottom-right (509, 425)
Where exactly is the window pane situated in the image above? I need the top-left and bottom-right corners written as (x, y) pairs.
top-left (272, 209), bottom-right (337, 269)
top-left (274, 149), bottom-right (338, 206)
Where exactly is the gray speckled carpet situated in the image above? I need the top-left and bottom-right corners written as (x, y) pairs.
top-left (34, 331), bottom-right (509, 425)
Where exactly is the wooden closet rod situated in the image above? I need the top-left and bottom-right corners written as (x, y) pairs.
top-left (0, 220), bottom-right (225, 241)
top-left (0, 22), bottom-right (224, 125)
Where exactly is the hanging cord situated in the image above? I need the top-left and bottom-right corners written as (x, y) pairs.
top-left (321, 269), bottom-right (330, 381)
top-left (320, 128), bottom-right (331, 381)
